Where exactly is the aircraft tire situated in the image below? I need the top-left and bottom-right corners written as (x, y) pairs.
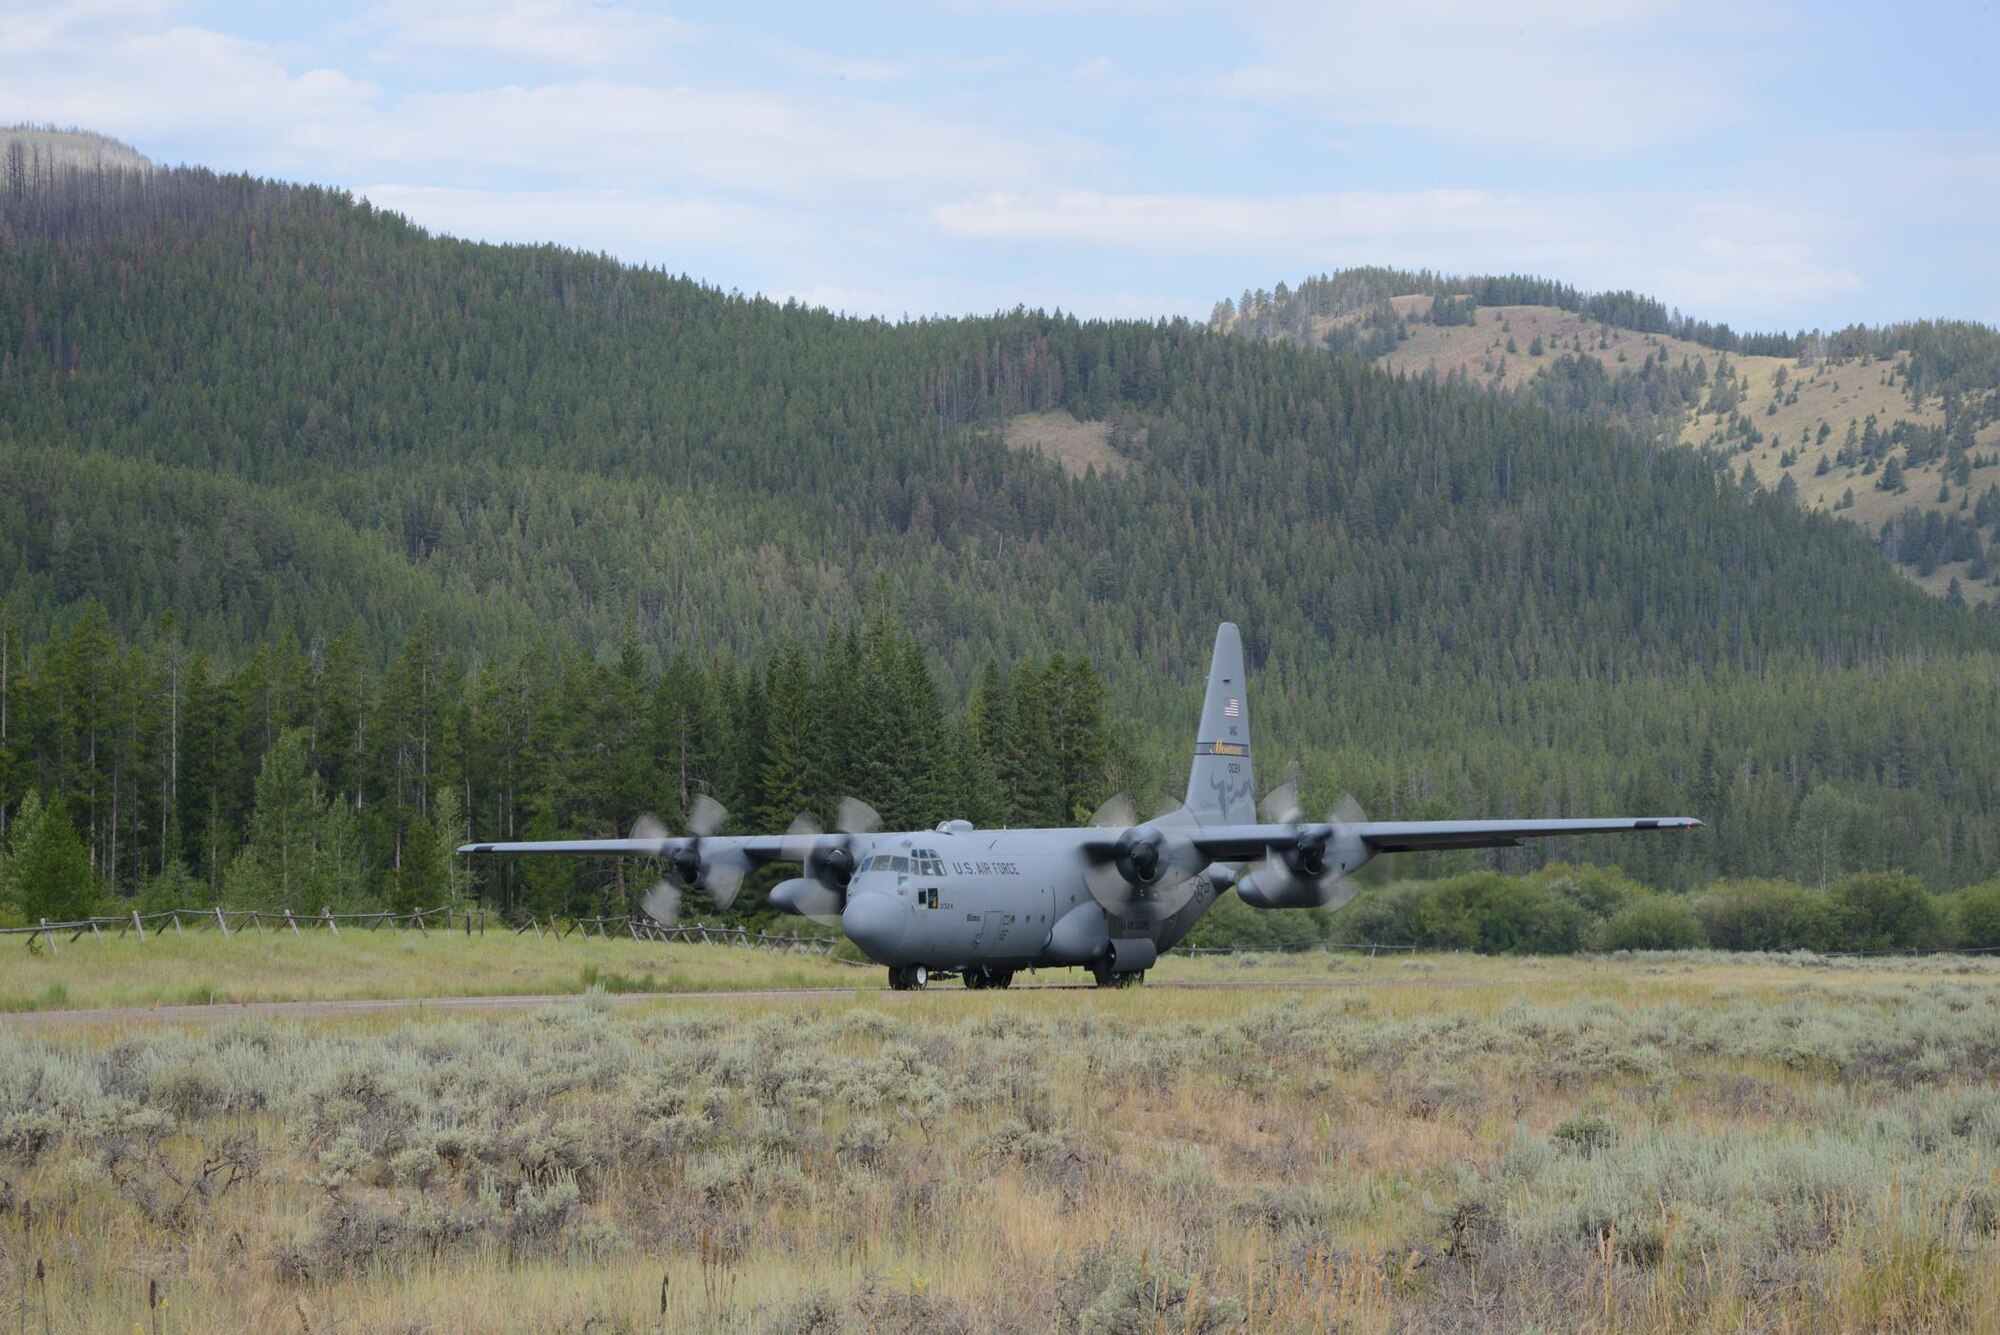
top-left (992, 970), bottom-right (1014, 989)
top-left (889, 966), bottom-right (908, 990)
top-left (963, 970), bottom-right (985, 990)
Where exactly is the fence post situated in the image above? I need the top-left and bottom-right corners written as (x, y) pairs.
top-left (283, 909), bottom-right (302, 937)
top-left (132, 910), bottom-right (146, 943)
top-left (38, 918), bottom-right (57, 955)
top-left (215, 905), bottom-right (229, 936)
top-left (173, 909), bottom-right (185, 936)
top-left (322, 906), bottom-right (339, 937)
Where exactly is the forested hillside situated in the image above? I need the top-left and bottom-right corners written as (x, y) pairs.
top-left (4, 153), bottom-right (2000, 915)
top-left (1218, 269), bottom-right (2000, 602)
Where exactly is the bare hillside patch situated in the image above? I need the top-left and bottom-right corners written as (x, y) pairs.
top-left (1004, 410), bottom-right (1129, 478)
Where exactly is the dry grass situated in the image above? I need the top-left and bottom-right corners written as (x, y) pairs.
top-left (1329, 295), bottom-right (1999, 606)
top-left (0, 927), bottom-right (864, 1012)
top-left (2, 949), bottom-right (1998, 1331)
top-left (1002, 411), bottom-right (1129, 479)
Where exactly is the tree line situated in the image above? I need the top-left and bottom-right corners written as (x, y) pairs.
top-left (1189, 862), bottom-right (2000, 956)
top-left (0, 600), bottom-right (1119, 924)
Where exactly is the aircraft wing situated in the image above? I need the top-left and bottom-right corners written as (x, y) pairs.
top-left (457, 835), bottom-right (794, 862)
top-left (1191, 816), bottom-right (1703, 861)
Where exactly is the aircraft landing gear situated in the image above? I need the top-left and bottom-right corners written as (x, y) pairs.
top-left (889, 964), bottom-right (929, 991)
top-left (963, 968), bottom-right (1015, 990)
top-left (1091, 963), bottom-right (1145, 988)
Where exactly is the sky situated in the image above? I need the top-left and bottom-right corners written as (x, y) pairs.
top-left (5, 0), bottom-right (1998, 330)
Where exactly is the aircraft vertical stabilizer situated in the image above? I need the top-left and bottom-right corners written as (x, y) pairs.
top-left (1185, 622), bottom-right (1256, 825)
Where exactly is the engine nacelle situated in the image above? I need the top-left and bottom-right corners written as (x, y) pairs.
top-left (1235, 829), bottom-right (1371, 909)
top-left (1235, 868), bottom-right (1333, 909)
top-left (769, 877), bottom-right (843, 920)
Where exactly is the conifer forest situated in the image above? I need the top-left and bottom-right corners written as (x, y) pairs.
top-left (4, 159), bottom-right (2000, 930)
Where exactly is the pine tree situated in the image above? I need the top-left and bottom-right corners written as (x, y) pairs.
top-left (226, 731), bottom-right (321, 910)
top-left (11, 792), bottom-right (96, 921)
top-left (757, 643), bottom-right (817, 830)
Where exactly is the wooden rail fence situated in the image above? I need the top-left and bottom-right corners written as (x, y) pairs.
top-left (0, 906), bottom-right (851, 958)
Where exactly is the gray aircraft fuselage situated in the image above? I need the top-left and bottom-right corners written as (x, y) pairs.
top-left (822, 824), bottom-right (1221, 978)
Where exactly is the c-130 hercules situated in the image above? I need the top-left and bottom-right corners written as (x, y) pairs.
top-left (462, 624), bottom-right (1701, 989)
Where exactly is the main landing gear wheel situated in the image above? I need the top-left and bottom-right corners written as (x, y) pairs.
top-left (1091, 964), bottom-right (1145, 989)
top-left (963, 969), bottom-right (1016, 990)
top-left (889, 965), bottom-right (929, 991)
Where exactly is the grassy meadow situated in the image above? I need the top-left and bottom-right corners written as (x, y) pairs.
top-left (2, 943), bottom-right (1999, 1331)
top-left (0, 926), bottom-right (869, 1012)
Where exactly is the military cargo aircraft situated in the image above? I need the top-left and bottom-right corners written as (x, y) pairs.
top-left (461, 624), bottom-right (1701, 988)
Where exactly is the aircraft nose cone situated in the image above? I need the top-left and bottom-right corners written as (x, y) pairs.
top-left (842, 892), bottom-right (911, 962)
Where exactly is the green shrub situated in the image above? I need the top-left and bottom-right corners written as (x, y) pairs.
top-left (1829, 872), bottom-right (1946, 951)
top-left (1595, 897), bottom-right (1707, 951)
top-left (1341, 882), bottom-right (1428, 946)
top-left (1693, 878), bottom-right (1836, 951)
top-left (1952, 880), bottom-right (2000, 950)
top-left (1533, 862), bottom-right (1643, 920)
top-left (1416, 873), bottom-right (1590, 954)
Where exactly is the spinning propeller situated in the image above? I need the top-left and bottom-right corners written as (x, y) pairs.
top-left (1234, 777), bottom-right (1367, 910)
top-left (638, 795), bottom-right (748, 925)
top-left (1080, 794), bottom-right (1207, 920)
top-left (780, 797), bottom-right (881, 926)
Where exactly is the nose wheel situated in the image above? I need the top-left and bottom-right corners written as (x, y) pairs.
top-left (889, 965), bottom-right (929, 991)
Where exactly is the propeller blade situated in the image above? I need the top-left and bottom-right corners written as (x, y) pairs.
top-left (640, 880), bottom-right (681, 925)
top-left (1261, 780), bottom-right (1301, 826)
top-left (705, 851), bottom-right (748, 911)
top-left (1089, 793), bottom-right (1137, 829)
top-left (1317, 877), bottom-right (1361, 912)
top-left (782, 811), bottom-right (823, 866)
top-left (1330, 792), bottom-right (1367, 828)
top-left (631, 813), bottom-right (669, 844)
top-left (688, 794), bottom-right (728, 837)
top-left (835, 796), bottom-right (881, 835)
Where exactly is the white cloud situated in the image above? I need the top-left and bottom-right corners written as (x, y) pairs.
top-left (357, 81), bottom-right (1066, 201)
top-left (933, 186), bottom-right (1862, 323)
top-left (363, 0), bottom-right (697, 72)
top-left (358, 183), bottom-right (801, 255)
top-left (0, 7), bottom-right (1071, 204)
top-left (1217, 0), bottom-right (1761, 155)
top-left (0, 20), bottom-right (379, 154)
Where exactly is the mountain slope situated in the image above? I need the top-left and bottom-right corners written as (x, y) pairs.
top-left (3, 153), bottom-right (2000, 889)
top-left (1219, 270), bottom-right (2000, 603)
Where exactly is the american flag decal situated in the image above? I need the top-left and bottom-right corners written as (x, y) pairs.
top-left (1223, 697), bottom-right (1240, 717)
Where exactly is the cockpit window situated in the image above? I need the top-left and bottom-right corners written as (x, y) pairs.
top-left (891, 855), bottom-right (909, 873)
